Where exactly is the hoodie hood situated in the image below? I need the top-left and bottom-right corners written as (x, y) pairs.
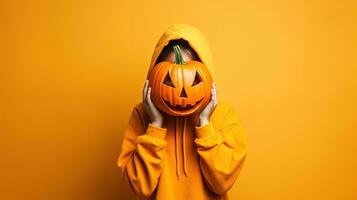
top-left (148, 24), bottom-right (215, 79)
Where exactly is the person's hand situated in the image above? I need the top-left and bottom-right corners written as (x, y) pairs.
top-left (199, 83), bottom-right (217, 126)
top-left (143, 80), bottom-right (163, 128)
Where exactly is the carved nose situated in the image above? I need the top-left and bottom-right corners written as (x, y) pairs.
top-left (180, 88), bottom-right (188, 98)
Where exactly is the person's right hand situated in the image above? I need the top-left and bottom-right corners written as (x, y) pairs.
top-left (143, 80), bottom-right (163, 128)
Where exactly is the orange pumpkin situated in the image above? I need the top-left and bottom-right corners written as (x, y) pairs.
top-left (148, 45), bottom-right (213, 116)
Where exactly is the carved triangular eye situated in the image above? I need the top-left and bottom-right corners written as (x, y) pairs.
top-left (192, 72), bottom-right (203, 86)
top-left (163, 72), bottom-right (175, 87)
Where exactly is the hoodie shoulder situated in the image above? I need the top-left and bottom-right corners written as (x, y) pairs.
top-left (210, 102), bottom-right (240, 129)
top-left (133, 102), bottom-right (145, 114)
top-left (214, 102), bottom-right (235, 115)
top-left (129, 102), bottom-right (150, 129)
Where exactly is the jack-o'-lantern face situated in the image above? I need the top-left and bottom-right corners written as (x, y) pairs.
top-left (148, 45), bottom-right (213, 116)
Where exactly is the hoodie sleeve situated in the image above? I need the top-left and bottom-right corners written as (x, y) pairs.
top-left (194, 104), bottom-right (247, 195)
top-left (117, 104), bottom-right (167, 199)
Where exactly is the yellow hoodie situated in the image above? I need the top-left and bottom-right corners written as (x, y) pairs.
top-left (118, 24), bottom-right (247, 200)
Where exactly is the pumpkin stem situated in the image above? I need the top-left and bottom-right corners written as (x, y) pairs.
top-left (173, 45), bottom-right (186, 65)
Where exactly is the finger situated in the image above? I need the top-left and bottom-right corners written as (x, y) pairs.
top-left (212, 83), bottom-right (217, 105)
top-left (147, 87), bottom-right (160, 114)
top-left (149, 88), bottom-right (163, 114)
top-left (147, 87), bottom-right (153, 105)
top-left (212, 94), bottom-right (217, 106)
top-left (143, 80), bottom-right (147, 99)
top-left (143, 80), bottom-right (149, 104)
top-left (210, 92), bottom-right (217, 108)
top-left (211, 88), bottom-right (216, 101)
top-left (207, 99), bottom-right (215, 108)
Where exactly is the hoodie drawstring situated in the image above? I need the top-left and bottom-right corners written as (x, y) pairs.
top-left (183, 117), bottom-right (188, 177)
top-left (175, 117), bottom-right (189, 180)
top-left (175, 118), bottom-right (180, 180)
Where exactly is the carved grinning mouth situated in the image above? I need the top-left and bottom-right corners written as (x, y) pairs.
top-left (163, 98), bottom-right (203, 111)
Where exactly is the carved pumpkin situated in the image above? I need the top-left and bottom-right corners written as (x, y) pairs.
top-left (148, 45), bottom-right (213, 116)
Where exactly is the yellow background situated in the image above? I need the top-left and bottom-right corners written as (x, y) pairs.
top-left (1, 0), bottom-right (356, 199)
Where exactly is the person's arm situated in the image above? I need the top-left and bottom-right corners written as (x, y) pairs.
top-left (196, 84), bottom-right (247, 195)
top-left (118, 80), bottom-right (165, 199)
top-left (195, 105), bottom-right (247, 195)
top-left (118, 105), bottom-right (167, 199)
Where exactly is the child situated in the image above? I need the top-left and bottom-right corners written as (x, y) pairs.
top-left (118, 24), bottom-right (247, 200)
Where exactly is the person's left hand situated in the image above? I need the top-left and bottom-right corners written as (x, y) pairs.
top-left (199, 83), bottom-right (217, 126)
